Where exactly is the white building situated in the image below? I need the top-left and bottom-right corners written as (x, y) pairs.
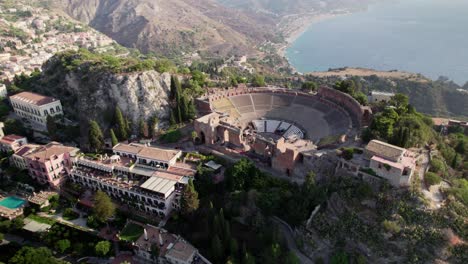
top-left (70, 143), bottom-right (194, 218)
top-left (9, 91), bottom-right (63, 128)
top-left (364, 140), bottom-right (417, 187)
top-left (369, 91), bottom-right (395, 103)
top-left (0, 84), bottom-right (7, 98)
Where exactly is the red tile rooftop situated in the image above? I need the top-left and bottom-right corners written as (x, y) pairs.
top-left (0, 134), bottom-right (25, 144)
top-left (10, 91), bottom-right (58, 106)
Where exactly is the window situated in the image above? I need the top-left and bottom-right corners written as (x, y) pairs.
top-left (56, 106), bottom-right (61, 112)
top-left (44, 110), bottom-right (48, 116)
top-left (50, 108), bottom-right (55, 114)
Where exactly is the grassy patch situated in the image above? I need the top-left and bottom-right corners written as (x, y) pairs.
top-left (317, 134), bottom-right (341, 147)
top-left (120, 223), bottom-right (144, 242)
top-left (160, 129), bottom-right (183, 143)
top-left (26, 214), bottom-right (56, 225)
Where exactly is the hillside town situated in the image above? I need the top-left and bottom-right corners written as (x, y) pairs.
top-left (0, 1), bottom-right (466, 264)
top-left (0, 3), bottom-right (114, 81)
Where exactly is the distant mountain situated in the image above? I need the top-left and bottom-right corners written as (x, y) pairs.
top-left (55, 0), bottom-right (278, 57)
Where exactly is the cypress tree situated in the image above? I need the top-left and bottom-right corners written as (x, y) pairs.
top-left (88, 120), bottom-right (104, 152)
top-left (229, 238), bottom-right (238, 258)
top-left (187, 99), bottom-right (197, 120)
top-left (169, 110), bottom-right (177, 126)
top-left (139, 119), bottom-right (149, 138)
top-left (46, 115), bottom-right (57, 140)
top-left (110, 128), bottom-right (118, 147)
top-left (180, 179), bottom-right (199, 215)
top-left (177, 105), bottom-right (183, 124)
top-left (211, 235), bottom-right (223, 263)
top-left (181, 95), bottom-right (189, 121)
top-left (114, 107), bottom-right (128, 140)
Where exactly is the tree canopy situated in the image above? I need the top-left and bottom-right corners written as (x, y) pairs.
top-left (88, 120), bottom-right (104, 152)
top-left (9, 247), bottom-right (66, 264)
top-left (93, 191), bottom-right (116, 222)
top-left (181, 178), bottom-right (199, 215)
top-left (95, 240), bottom-right (111, 256)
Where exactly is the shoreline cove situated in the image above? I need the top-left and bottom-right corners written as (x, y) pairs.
top-left (283, 0), bottom-right (468, 85)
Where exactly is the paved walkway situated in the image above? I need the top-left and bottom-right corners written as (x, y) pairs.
top-left (271, 217), bottom-right (313, 264)
top-left (418, 151), bottom-right (445, 209)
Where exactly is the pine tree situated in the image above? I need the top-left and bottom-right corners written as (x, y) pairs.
top-left (110, 128), bottom-right (118, 147)
top-left (88, 120), bottom-right (104, 152)
top-left (180, 179), bottom-right (199, 215)
top-left (114, 107), bottom-right (128, 140)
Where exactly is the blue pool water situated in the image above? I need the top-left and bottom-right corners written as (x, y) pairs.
top-left (0, 196), bottom-right (26, 209)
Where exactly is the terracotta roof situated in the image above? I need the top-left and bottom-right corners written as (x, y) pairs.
top-left (25, 142), bottom-right (78, 162)
top-left (113, 143), bottom-right (180, 162)
top-left (113, 143), bottom-right (142, 155)
top-left (167, 166), bottom-right (196, 177)
top-left (14, 144), bottom-right (40, 157)
top-left (0, 134), bottom-right (25, 144)
top-left (365, 140), bottom-right (405, 162)
top-left (138, 146), bottom-right (180, 162)
top-left (152, 171), bottom-right (183, 181)
top-left (10, 91), bottom-right (58, 106)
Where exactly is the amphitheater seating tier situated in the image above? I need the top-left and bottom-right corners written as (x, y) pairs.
top-left (230, 95), bottom-right (253, 108)
top-left (272, 95), bottom-right (294, 107)
top-left (210, 92), bottom-right (353, 141)
top-left (237, 106), bottom-right (255, 114)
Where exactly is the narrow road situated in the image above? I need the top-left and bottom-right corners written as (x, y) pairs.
top-left (271, 217), bottom-right (313, 264)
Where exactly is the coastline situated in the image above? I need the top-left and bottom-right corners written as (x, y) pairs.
top-left (277, 12), bottom-right (345, 71)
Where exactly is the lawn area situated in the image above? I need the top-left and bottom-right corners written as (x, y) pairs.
top-left (26, 214), bottom-right (56, 225)
top-left (160, 129), bottom-right (183, 143)
top-left (120, 222), bottom-right (144, 242)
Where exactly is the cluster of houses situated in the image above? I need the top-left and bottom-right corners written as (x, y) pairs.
top-left (0, 4), bottom-right (114, 81)
top-left (0, 90), bottom-right (208, 263)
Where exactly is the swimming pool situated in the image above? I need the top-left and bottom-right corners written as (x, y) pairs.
top-left (0, 196), bottom-right (26, 209)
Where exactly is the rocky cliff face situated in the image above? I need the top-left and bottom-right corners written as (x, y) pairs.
top-left (36, 56), bottom-right (172, 139)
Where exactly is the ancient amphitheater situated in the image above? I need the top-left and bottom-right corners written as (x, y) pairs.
top-left (194, 86), bottom-right (372, 176)
top-left (210, 92), bottom-right (352, 142)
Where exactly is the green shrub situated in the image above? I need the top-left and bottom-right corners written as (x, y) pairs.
top-left (341, 148), bottom-right (354, 160)
top-left (62, 208), bottom-right (79, 220)
top-left (429, 158), bottom-right (445, 174)
top-left (382, 220), bottom-right (401, 234)
top-left (425, 172), bottom-right (442, 186)
top-left (160, 129), bottom-right (182, 143)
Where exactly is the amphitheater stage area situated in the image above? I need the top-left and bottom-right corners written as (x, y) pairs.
top-left (211, 93), bottom-right (352, 143)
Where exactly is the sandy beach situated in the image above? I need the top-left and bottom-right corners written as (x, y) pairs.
top-left (276, 12), bottom-right (343, 58)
